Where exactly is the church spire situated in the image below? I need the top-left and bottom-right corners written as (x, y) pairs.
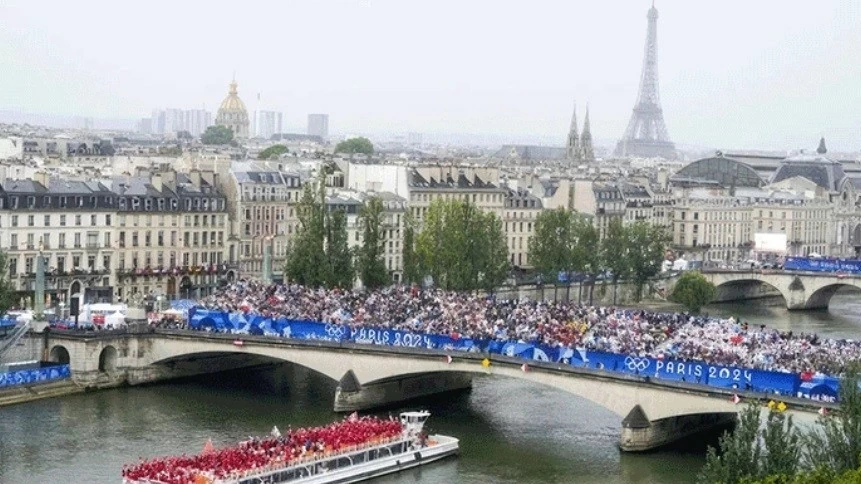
top-left (567, 102), bottom-right (581, 163)
top-left (580, 106), bottom-right (595, 163)
top-left (817, 137), bottom-right (827, 154)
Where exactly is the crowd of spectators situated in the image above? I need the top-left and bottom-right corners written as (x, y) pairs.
top-left (122, 416), bottom-right (402, 484)
top-left (197, 281), bottom-right (861, 376)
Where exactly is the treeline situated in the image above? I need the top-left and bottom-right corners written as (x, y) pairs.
top-left (699, 368), bottom-right (861, 484)
top-left (402, 199), bottom-right (508, 292)
top-left (528, 209), bottom-right (669, 301)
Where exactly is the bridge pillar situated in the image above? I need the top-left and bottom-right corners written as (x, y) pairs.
top-left (619, 405), bottom-right (736, 452)
top-left (333, 370), bottom-right (472, 412)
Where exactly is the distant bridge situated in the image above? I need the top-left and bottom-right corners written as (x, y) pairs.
top-left (43, 330), bottom-right (831, 452)
top-left (669, 270), bottom-right (861, 310)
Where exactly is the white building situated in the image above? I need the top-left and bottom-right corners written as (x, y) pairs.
top-left (308, 114), bottom-right (329, 140)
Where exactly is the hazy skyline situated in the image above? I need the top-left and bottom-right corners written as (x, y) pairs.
top-left (1, 1), bottom-right (860, 151)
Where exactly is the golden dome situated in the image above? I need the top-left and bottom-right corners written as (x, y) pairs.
top-left (219, 81), bottom-right (248, 113)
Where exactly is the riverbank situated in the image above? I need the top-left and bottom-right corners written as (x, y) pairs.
top-left (0, 379), bottom-right (83, 408)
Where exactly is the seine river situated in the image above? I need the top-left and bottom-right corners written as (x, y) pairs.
top-left (1, 293), bottom-right (860, 484)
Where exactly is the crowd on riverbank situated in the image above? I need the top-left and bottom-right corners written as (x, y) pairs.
top-left (197, 281), bottom-right (861, 376)
top-left (122, 416), bottom-right (403, 483)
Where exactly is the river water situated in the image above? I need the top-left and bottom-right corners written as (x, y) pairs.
top-left (1, 293), bottom-right (860, 484)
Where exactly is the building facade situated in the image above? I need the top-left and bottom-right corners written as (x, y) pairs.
top-left (307, 114), bottom-right (329, 140)
top-left (0, 170), bottom-right (231, 308)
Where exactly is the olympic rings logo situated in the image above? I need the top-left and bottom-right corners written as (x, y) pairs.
top-left (325, 324), bottom-right (347, 339)
top-left (624, 356), bottom-right (650, 372)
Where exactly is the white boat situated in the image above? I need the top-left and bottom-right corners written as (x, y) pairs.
top-left (227, 412), bottom-right (458, 484)
top-left (124, 411), bottom-right (458, 484)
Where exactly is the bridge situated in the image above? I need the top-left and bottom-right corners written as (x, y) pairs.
top-left (42, 329), bottom-right (832, 452)
top-left (670, 270), bottom-right (861, 310)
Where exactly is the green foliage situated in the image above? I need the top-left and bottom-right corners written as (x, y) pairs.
top-left (414, 199), bottom-right (509, 291)
top-left (258, 144), bottom-right (289, 160)
top-left (803, 367), bottom-right (861, 473)
top-left (356, 197), bottom-right (389, 289)
top-left (402, 213), bottom-right (419, 285)
top-left (670, 271), bottom-right (716, 312)
top-left (325, 208), bottom-right (354, 289)
top-left (201, 125), bottom-right (234, 145)
top-left (284, 173), bottom-right (354, 289)
top-left (625, 220), bottom-right (669, 301)
top-left (600, 218), bottom-right (628, 283)
top-left (0, 251), bottom-right (17, 314)
top-left (703, 369), bottom-right (861, 484)
top-left (285, 182), bottom-right (328, 287)
top-left (700, 403), bottom-right (764, 484)
top-left (528, 208), bottom-right (599, 278)
top-left (334, 137), bottom-right (374, 155)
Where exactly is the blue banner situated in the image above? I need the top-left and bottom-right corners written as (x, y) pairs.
top-left (0, 365), bottom-right (70, 389)
top-left (784, 256), bottom-right (861, 274)
top-left (192, 309), bottom-right (834, 399)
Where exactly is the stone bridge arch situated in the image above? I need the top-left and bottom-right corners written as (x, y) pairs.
top-left (803, 283), bottom-right (861, 310)
top-left (710, 276), bottom-right (787, 306)
top-left (98, 345), bottom-right (118, 372)
top-left (49, 345), bottom-right (70, 365)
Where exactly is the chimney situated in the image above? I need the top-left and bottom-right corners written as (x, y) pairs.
top-left (189, 170), bottom-right (202, 188)
top-left (151, 173), bottom-right (163, 192)
top-left (34, 171), bottom-right (50, 188)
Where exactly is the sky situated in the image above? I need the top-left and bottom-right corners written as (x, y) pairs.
top-left (1, 0), bottom-right (860, 151)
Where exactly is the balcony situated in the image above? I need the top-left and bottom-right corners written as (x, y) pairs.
top-left (116, 264), bottom-right (234, 279)
top-left (86, 242), bottom-right (100, 249)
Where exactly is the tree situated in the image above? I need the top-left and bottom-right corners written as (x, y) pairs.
top-left (529, 209), bottom-right (599, 278)
top-left (479, 211), bottom-right (510, 291)
top-left (0, 251), bottom-right (17, 314)
top-left (356, 197), bottom-right (389, 289)
top-left (334, 137), bottom-right (374, 155)
top-left (699, 403), bottom-right (800, 484)
top-left (414, 199), bottom-right (508, 291)
top-left (325, 208), bottom-right (354, 289)
top-left (529, 208), bottom-right (575, 278)
top-left (625, 221), bottom-right (669, 301)
top-left (671, 271), bottom-right (716, 312)
top-left (285, 182), bottom-right (328, 287)
top-left (201, 125), bottom-right (234, 145)
top-left (804, 367), bottom-right (861, 474)
top-left (402, 213), bottom-right (419, 285)
top-left (600, 217), bottom-right (628, 304)
top-left (258, 144), bottom-right (288, 160)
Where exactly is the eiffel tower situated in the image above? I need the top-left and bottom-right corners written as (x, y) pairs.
top-left (615, 2), bottom-right (676, 159)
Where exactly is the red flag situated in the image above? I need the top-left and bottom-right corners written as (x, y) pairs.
top-left (800, 371), bottom-right (814, 382)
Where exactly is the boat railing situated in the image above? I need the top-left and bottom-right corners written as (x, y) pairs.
top-left (224, 436), bottom-right (412, 483)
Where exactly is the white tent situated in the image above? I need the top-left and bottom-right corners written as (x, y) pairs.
top-left (104, 311), bottom-right (126, 329)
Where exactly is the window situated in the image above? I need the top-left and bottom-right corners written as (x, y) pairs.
top-left (73, 255), bottom-right (81, 269)
top-left (74, 233), bottom-right (81, 248)
top-left (60, 215), bottom-right (66, 226)
top-left (106, 214), bottom-right (112, 225)
top-left (27, 215), bottom-right (34, 227)
top-left (57, 256), bottom-right (65, 273)
top-left (158, 231), bottom-right (164, 246)
top-left (44, 215), bottom-right (50, 226)
top-left (75, 215), bottom-right (82, 226)
top-left (91, 214), bottom-right (97, 225)
top-left (88, 255), bottom-right (96, 270)
top-left (104, 232), bottom-right (111, 247)
top-left (10, 234), bottom-right (17, 249)
top-left (27, 233), bottom-right (34, 249)
top-left (25, 257), bottom-right (33, 274)
top-left (11, 215), bottom-right (17, 227)
top-left (132, 232), bottom-right (139, 247)
top-left (59, 233), bottom-right (65, 248)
